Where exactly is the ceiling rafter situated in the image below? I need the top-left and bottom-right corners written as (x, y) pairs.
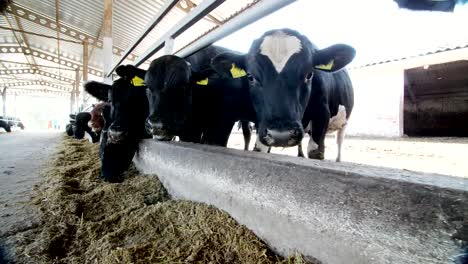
top-left (2, 80), bottom-right (73, 92)
top-left (0, 59), bottom-right (75, 71)
top-left (6, 3), bottom-right (138, 61)
top-left (0, 45), bottom-right (104, 77)
top-left (6, 88), bottom-right (69, 97)
top-left (0, 68), bottom-right (74, 83)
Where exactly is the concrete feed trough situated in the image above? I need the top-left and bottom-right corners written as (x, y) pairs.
top-left (134, 140), bottom-right (468, 264)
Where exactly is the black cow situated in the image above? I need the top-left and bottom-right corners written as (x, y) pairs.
top-left (84, 65), bottom-right (150, 182)
top-left (68, 112), bottom-right (100, 143)
top-left (145, 46), bottom-right (256, 147)
top-left (394, 0), bottom-right (467, 12)
top-left (65, 123), bottom-right (74, 136)
top-left (0, 119), bottom-right (11, 132)
top-left (211, 29), bottom-right (355, 158)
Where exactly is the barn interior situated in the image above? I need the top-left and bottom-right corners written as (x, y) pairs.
top-left (1, 0), bottom-right (468, 264)
top-left (404, 60), bottom-right (468, 137)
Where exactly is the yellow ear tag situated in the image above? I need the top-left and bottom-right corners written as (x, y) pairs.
top-left (196, 78), bottom-right (209, 86)
top-left (315, 60), bottom-right (335, 71)
top-left (131, 76), bottom-right (145, 86)
top-left (230, 63), bottom-right (247, 78)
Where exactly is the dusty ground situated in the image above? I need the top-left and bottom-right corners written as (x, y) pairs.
top-left (227, 133), bottom-right (468, 178)
top-left (0, 131), bottom-right (61, 262)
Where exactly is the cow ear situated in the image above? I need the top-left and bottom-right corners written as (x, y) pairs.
top-left (84, 81), bottom-right (111, 101)
top-left (69, 114), bottom-right (76, 120)
top-left (116, 64), bottom-right (147, 79)
top-left (211, 52), bottom-right (247, 79)
top-left (313, 44), bottom-right (356, 72)
top-left (116, 64), bottom-right (147, 86)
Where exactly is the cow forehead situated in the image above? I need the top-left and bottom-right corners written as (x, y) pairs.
top-left (259, 31), bottom-right (302, 73)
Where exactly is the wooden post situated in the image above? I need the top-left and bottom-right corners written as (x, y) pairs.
top-left (102, 0), bottom-right (113, 84)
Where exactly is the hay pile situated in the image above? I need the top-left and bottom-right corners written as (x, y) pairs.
top-left (17, 136), bottom-right (312, 263)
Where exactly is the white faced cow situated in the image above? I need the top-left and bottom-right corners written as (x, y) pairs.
top-left (211, 28), bottom-right (355, 161)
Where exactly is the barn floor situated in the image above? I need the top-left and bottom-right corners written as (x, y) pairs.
top-left (0, 131), bottom-right (60, 262)
top-left (227, 133), bottom-right (468, 178)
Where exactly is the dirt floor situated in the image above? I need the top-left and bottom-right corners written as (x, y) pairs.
top-left (0, 131), bottom-right (61, 262)
top-left (227, 133), bottom-right (468, 178)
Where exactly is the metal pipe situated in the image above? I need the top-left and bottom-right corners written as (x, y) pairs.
top-left (134, 0), bottom-right (226, 67)
top-left (176, 0), bottom-right (297, 58)
top-left (107, 0), bottom-right (179, 77)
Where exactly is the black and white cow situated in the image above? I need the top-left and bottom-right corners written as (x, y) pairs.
top-left (211, 28), bottom-right (355, 160)
top-left (394, 0), bottom-right (468, 12)
top-left (84, 65), bottom-right (150, 182)
top-left (300, 69), bottom-right (354, 161)
top-left (145, 46), bottom-right (256, 147)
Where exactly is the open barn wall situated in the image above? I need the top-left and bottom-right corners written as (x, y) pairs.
top-left (404, 60), bottom-right (468, 137)
top-left (346, 47), bottom-right (468, 137)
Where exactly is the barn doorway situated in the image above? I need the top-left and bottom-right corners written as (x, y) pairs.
top-left (403, 60), bottom-right (468, 137)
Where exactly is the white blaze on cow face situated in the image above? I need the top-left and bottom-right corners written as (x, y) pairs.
top-left (260, 31), bottom-right (302, 73)
top-left (328, 105), bottom-right (347, 133)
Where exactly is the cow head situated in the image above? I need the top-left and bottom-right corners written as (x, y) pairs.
top-left (145, 55), bottom-right (198, 141)
top-left (212, 29), bottom-right (355, 147)
top-left (72, 112), bottom-right (91, 139)
top-left (88, 102), bottom-right (106, 133)
top-left (84, 64), bottom-right (148, 144)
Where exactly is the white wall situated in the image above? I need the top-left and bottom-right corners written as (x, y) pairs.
top-left (347, 65), bottom-right (404, 137)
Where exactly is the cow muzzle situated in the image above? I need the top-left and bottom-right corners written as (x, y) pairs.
top-left (149, 120), bottom-right (173, 141)
top-left (108, 128), bottom-right (127, 144)
top-left (260, 124), bottom-right (303, 147)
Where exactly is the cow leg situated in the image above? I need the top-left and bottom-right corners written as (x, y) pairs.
top-left (335, 125), bottom-right (347, 162)
top-left (202, 121), bottom-right (235, 147)
top-left (308, 107), bottom-right (330, 160)
top-left (297, 144), bottom-right (305, 157)
top-left (241, 121), bottom-right (252, 151)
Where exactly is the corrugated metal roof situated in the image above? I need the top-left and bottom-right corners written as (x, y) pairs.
top-left (351, 42), bottom-right (468, 69)
top-left (0, 0), bottom-right (258, 97)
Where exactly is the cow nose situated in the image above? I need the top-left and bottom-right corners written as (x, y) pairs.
top-left (262, 128), bottom-right (303, 147)
top-left (108, 128), bottom-right (125, 143)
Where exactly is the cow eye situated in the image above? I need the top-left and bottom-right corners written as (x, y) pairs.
top-left (305, 72), bottom-right (313, 81)
top-left (247, 73), bottom-right (255, 82)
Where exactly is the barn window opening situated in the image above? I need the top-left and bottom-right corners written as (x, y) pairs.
top-left (404, 60), bottom-right (468, 137)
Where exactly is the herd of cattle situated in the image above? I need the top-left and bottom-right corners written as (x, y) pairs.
top-left (66, 28), bottom-right (356, 182)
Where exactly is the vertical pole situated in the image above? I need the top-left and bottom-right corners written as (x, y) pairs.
top-left (163, 38), bottom-right (174, 55)
top-left (2, 87), bottom-right (6, 117)
top-left (75, 68), bottom-right (80, 112)
top-left (102, 0), bottom-right (113, 84)
top-left (82, 40), bottom-right (89, 106)
top-left (14, 92), bottom-right (17, 118)
top-left (70, 91), bottom-right (75, 114)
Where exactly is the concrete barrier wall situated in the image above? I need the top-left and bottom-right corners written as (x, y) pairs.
top-left (134, 140), bottom-right (468, 264)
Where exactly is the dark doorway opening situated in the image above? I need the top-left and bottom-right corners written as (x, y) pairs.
top-left (404, 60), bottom-right (468, 137)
